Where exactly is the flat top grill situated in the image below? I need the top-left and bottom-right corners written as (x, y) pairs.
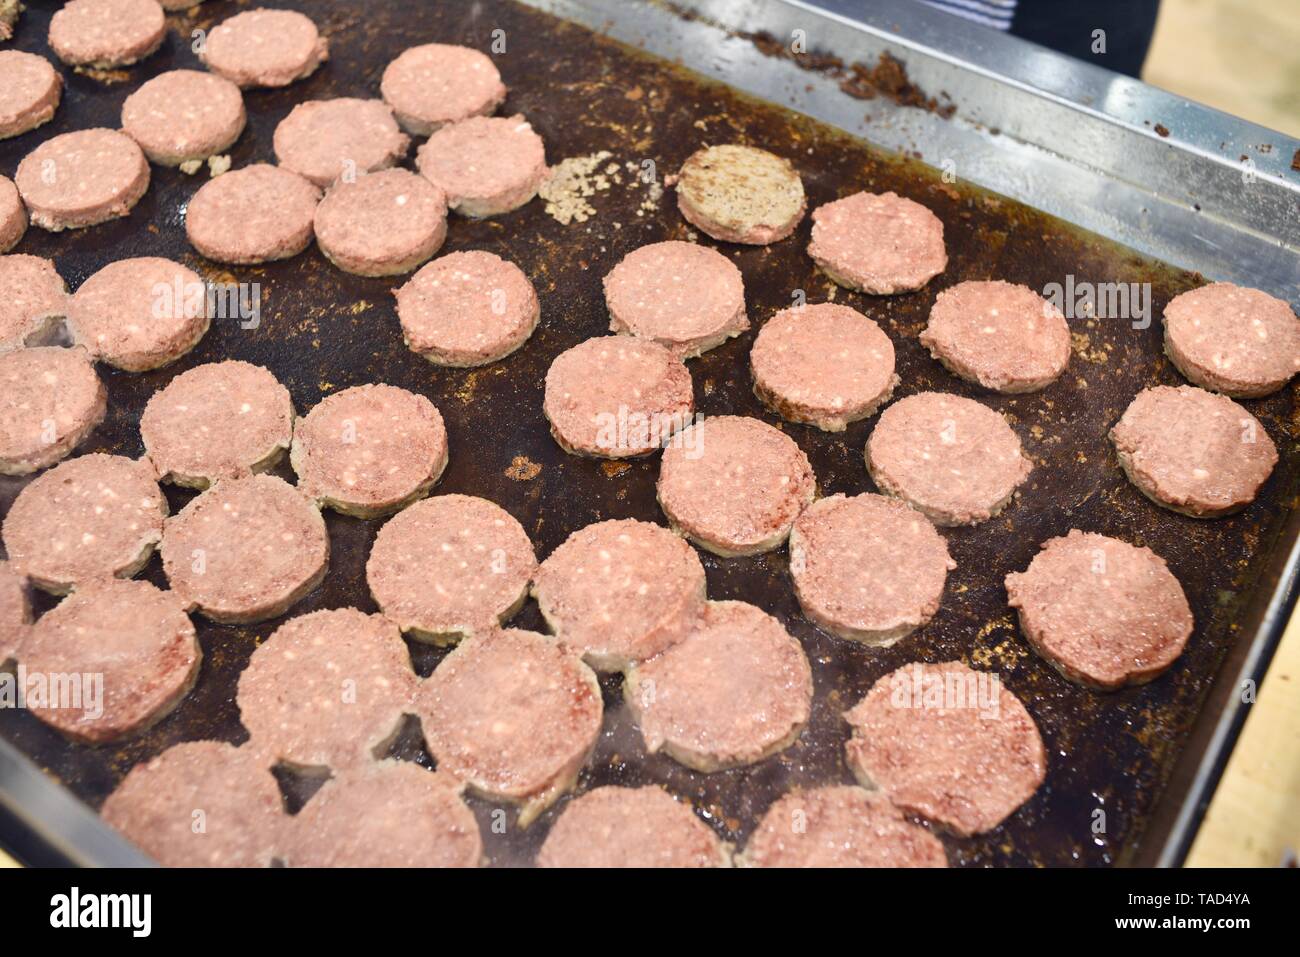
top-left (0, 0), bottom-right (1296, 867)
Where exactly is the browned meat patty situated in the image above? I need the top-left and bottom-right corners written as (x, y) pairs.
top-left (415, 114), bottom-right (547, 217)
top-left (1162, 282), bottom-right (1300, 397)
top-left (739, 786), bottom-right (948, 868)
top-left (2, 453), bottom-right (165, 594)
top-left (200, 8), bottom-right (328, 88)
top-left (789, 493), bottom-right (954, 646)
top-left (0, 175), bottom-right (26, 252)
top-left (657, 414), bottom-right (816, 556)
top-left (140, 360), bottom-right (294, 488)
top-left (273, 98), bottom-right (409, 188)
top-left (381, 43), bottom-right (506, 136)
top-left (625, 600), bottom-right (813, 772)
top-left (290, 383), bottom-right (449, 518)
top-left (866, 391), bottom-right (1032, 526)
top-left (15, 129), bottom-right (150, 232)
top-left (0, 254), bottom-right (67, 353)
top-left (844, 661), bottom-right (1047, 836)
top-left (366, 493), bottom-right (536, 643)
top-left (532, 518), bottom-right (707, 671)
top-left (538, 786), bottom-right (730, 868)
top-left (920, 280), bottom-right (1071, 393)
top-left (159, 474), bottom-right (328, 623)
top-left (603, 240), bottom-right (749, 359)
top-left (543, 336), bottom-right (694, 458)
top-left (67, 257), bottom-right (210, 371)
top-left (0, 561), bottom-right (31, 667)
top-left (0, 50), bottom-right (62, 141)
top-left (750, 302), bottom-right (898, 431)
top-left (121, 69), bottom-right (246, 167)
top-left (808, 191), bottom-right (947, 294)
top-left (20, 579), bottom-right (199, 743)
top-left (237, 608), bottom-right (418, 771)
top-left (185, 163), bottom-right (322, 264)
top-left (101, 740), bottom-right (284, 867)
top-left (674, 144), bottom-right (806, 245)
top-left (0, 346), bottom-right (106, 476)
top-left (1006, 530), bottom-right (1194, 690)
top-left (282, 762), bottom-right (482, 868)
top-left (395, 250), bottom-right (539, 367)
top-left (48, 0), bottom-right (165, 69)
top-left (313, 169), bottom-right (447, 276)
top-left (1109, 384), bottom-right (1277, 517)
top-left (415, 628), bottom-right (603, 826)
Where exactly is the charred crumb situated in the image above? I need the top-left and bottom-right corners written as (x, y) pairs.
top-left (744, 30), bottom-right (956, 118)
top-left (1292, 148), bottom-right (1300, 172)
top-left (505, 456), bottom-right (542, 481)
top-left (1153, 123), bottom-right (1170, 138)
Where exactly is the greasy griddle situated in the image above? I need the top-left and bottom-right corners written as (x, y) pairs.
top-left (1, 0), bottom-right (1296, 867)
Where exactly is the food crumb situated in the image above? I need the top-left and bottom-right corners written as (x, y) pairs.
top-left (540, 150), bottom-right (615, 225)
top-left (505, 455), bottom-right (542, 481)
top-left (208, 154), bottom-right (232, 177)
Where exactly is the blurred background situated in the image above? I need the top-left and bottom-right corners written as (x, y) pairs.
top-left (1144, 0), bottom-right (1300, 136)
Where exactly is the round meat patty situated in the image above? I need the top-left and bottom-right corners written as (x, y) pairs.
top-left (0, 254), bottom-right (67, 352)
top-left (273, 98), bottom-right (409, 189)
top-left (415, 114), bottom-right (547, 218)
top-left (0, 561), bottom-right (31, 667)
top-left (0, 51), bottom-right (62, 140)
top-left (751, 302), bottom-right (898, 431)
top-left (0, 346), bottom-right (106, 476)
top-left (656, 414), bottom-right (816, 557)
top-left (0, 0), bottom-right (15, 41)
top-left (532, 518), bottom-right (707, 671)
top-left (674, 144), bottom-right (806, 245)
top-left (381, 43), bottom-right (506, 136)
top-left (395, 250), bottom-right (539, 367)
top-left (625, 600), bottom-right (813, 772)
top-left (314, 169), bottom-right (447, 277)
top-left (1006, 530), bottom-right (1194, 690)
top-left (415, 628), bottom-right (603, 826)
top-left (789, 493), bottom-right (954, 646)
top-left (282, 762), bottom-right (482, 868)
top-left (185, 163), bottom-right (321, 264)
top-left (290, 383), bottom-right (449, 518)
top-left (200, 8), bottom-right (328, 89)
top-left (101, 741), bottom-right (284, 868)
top-left (1109, 384), bottom-right (1277, 517)
top-left (844, 660), bottom-right (1047, 836)
top-left (603, 240), bottom-right (749, 359)
top-left (538, 786), bottom-right (730, 868)
top-left (366, 493), bottom-right (536, 643)
top-left (1163, 282), bottom-right (1300, 397)
top-left (544, 336), bottom-right (694, 458)
top-left (21, 579), bottom-right (199, 744)
top-left (140, 360), bottom-right (294, 488)
top-left (866, 392), bottom-right (1032, 526)
top-left (920, 280), bottom-right (1071, 393)
top-left (67, 257), bottom-right (210, 372)
top-left (237, 608), bottom-right (417, 771)
top-left (739, 786), bottom-right (947, 868)
top-left (48, 0), bottom-right (165, 69)
top-left (160, 474), bottom-right (328, 623)
top-left (15, 128), bottom-right (150, 232)
top-left (0, 175), bottom-right (26, 253)
top-left (2, 454), bottom-right (165, 594)
top-left (121, 69), bottom-right (246, 168)
top-left (809, 191), bottom-right (947, 294)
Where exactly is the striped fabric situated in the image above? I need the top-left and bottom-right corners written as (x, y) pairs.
top-left (919, 0), bottom-right (1017, 31)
